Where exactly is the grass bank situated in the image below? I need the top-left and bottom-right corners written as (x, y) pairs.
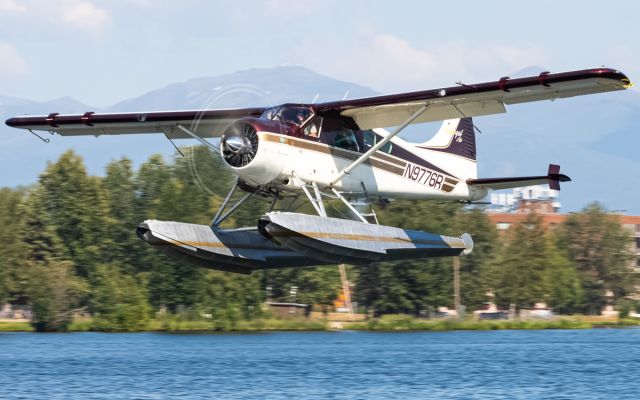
top-left (147, 317), bottom-right (328, 332)
top-left (589, 318), bottom-right (640, 328)
top-left (64, 317), bottom-right (328, 332)
top-left (344, 314), bottom-right (594, 331)
top-left (4, 315), bottom-right (638, 333)
top-left (0, 321), bottom-right (34, 332)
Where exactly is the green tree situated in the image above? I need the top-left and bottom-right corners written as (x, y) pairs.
top-left (543, 240), bottom-right (585, 314)
top-left (490, 214), bottom-right (551, 308)
top-left (0, 188), bottom-right (26, 304)
top-left (295, 266), bottom-right (342, 314)
top-left (102, 158), bottom-right (143, 273)
top-left (27, 260), bottom-right (87, 331)
top-left (454, 208), bottom-right (499, 310)
top-left (17, 187), bottom-right (88, 331)
top-left (489, 213), bottom-right (584, 312)
top-left (200, 270), bottom-right (263, 329)
top-left (557, 203), bottom-right (634, 314)
top-left (135, 152), bottom-right (209, 311)
top-left (38, 150), bottom-right (110, 278)
top-left (91, 264), bottom-right (151, 331)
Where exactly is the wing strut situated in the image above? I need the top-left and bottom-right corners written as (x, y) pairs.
top-left (176, 124), bottom-right (219, 154)
top-left (329, 104), bottom-right (429, 186)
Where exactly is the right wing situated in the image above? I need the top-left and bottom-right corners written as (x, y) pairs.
top-left (5, 107), bottom-right (265, 138)
top-left (314, 68), bottom-right (631, 129)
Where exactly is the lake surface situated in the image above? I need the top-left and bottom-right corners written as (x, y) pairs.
top-left (1, 329), bottom-right (639, 399)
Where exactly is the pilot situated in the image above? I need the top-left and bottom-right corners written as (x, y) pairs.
top-left (296, 112), bottom-right (305, 124)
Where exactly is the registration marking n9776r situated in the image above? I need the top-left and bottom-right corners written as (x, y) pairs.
top-left (403, 163), bottom-right (444, 190)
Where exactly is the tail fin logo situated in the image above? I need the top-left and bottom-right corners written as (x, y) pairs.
top-left (454, 129), bottom-right (464, 143)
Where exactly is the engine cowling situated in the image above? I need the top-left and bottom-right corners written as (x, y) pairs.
top-left (220, 119), bottom-right (285, 186)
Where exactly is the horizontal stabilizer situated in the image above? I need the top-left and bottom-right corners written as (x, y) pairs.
top-left (467, 164), bottom-right (570, 191)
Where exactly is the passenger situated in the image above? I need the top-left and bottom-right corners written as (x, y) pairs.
top-left (305, 122), bottom-right (319, 138)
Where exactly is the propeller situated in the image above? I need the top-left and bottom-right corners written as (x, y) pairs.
top-left (221, 123), bottom-right (259, 168)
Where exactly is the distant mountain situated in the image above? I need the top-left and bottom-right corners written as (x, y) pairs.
top-left (109, 66), bottom-right (377, 111)
top-left (1, 65), bottom-right (638, 214)
top-left (0, 95), bottom-right (94, 120)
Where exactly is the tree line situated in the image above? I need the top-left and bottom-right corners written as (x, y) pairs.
top-left (0, 147), bottom-right (636, 331)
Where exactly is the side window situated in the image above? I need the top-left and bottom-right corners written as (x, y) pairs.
top-left (364, 130), bottom-right (393, 153)
top-left (363, 130), bottom-right (376, 149)
top-left (303, 117), bottom-right (322, 139)
top-left (333, 129), bottom-right (359, 152)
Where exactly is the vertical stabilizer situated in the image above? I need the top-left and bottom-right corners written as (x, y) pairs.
top-left (419, 118), bottom-right (476, 161)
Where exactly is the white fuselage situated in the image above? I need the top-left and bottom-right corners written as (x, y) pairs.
top-left (225, 128), bottom-right (488, 202)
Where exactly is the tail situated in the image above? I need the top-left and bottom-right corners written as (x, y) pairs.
top-left (418, 118), bottom-right (476, 161)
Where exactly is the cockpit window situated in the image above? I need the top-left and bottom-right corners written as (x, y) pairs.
top-left (261, 106), bottom-right (281, 120)
top-left (260, 106), bottom-right (313, 127)
top-left (333, 129), bottom-right (359, 152)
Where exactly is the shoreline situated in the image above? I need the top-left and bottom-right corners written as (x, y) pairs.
top-left (2, 316), bottom-right (638, 333)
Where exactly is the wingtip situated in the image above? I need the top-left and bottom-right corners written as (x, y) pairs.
top-left (5, 117), bottom-right (18, 127)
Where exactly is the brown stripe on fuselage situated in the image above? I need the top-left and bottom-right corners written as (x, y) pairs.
top-left (444, 177), bottom-right (457, 185)
top-left (369, 149), bottom-right (406, 167)
top-left (441, 184), bottom-right (455, 192)
top-left (368, 158), bottom-right (405, 175)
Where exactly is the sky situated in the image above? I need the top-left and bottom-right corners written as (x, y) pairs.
top-left (0, 0), bottom-right (638, 108)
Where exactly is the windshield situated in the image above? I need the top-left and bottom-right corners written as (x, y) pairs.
top-left (263, 106), bottom-right (313, 127)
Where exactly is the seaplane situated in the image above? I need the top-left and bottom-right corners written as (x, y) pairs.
top-left (5, 68), bottom-right (632, 274)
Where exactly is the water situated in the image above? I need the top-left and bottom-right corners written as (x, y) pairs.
top-left (1, 329), bottom-right (639, 399)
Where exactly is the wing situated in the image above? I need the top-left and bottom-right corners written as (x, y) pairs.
top-left (5, 107), bottom-right (265, 139)
top-left (314, 68), bottom-right (631, 129)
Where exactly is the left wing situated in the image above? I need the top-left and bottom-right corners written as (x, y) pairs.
top-left (314, 68), bottom-right (631, 129)
top-left (5, 107), bottom-right (265, 138)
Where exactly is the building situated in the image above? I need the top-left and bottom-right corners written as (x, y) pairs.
top-left (488, 185), bottom-right (562, 214)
